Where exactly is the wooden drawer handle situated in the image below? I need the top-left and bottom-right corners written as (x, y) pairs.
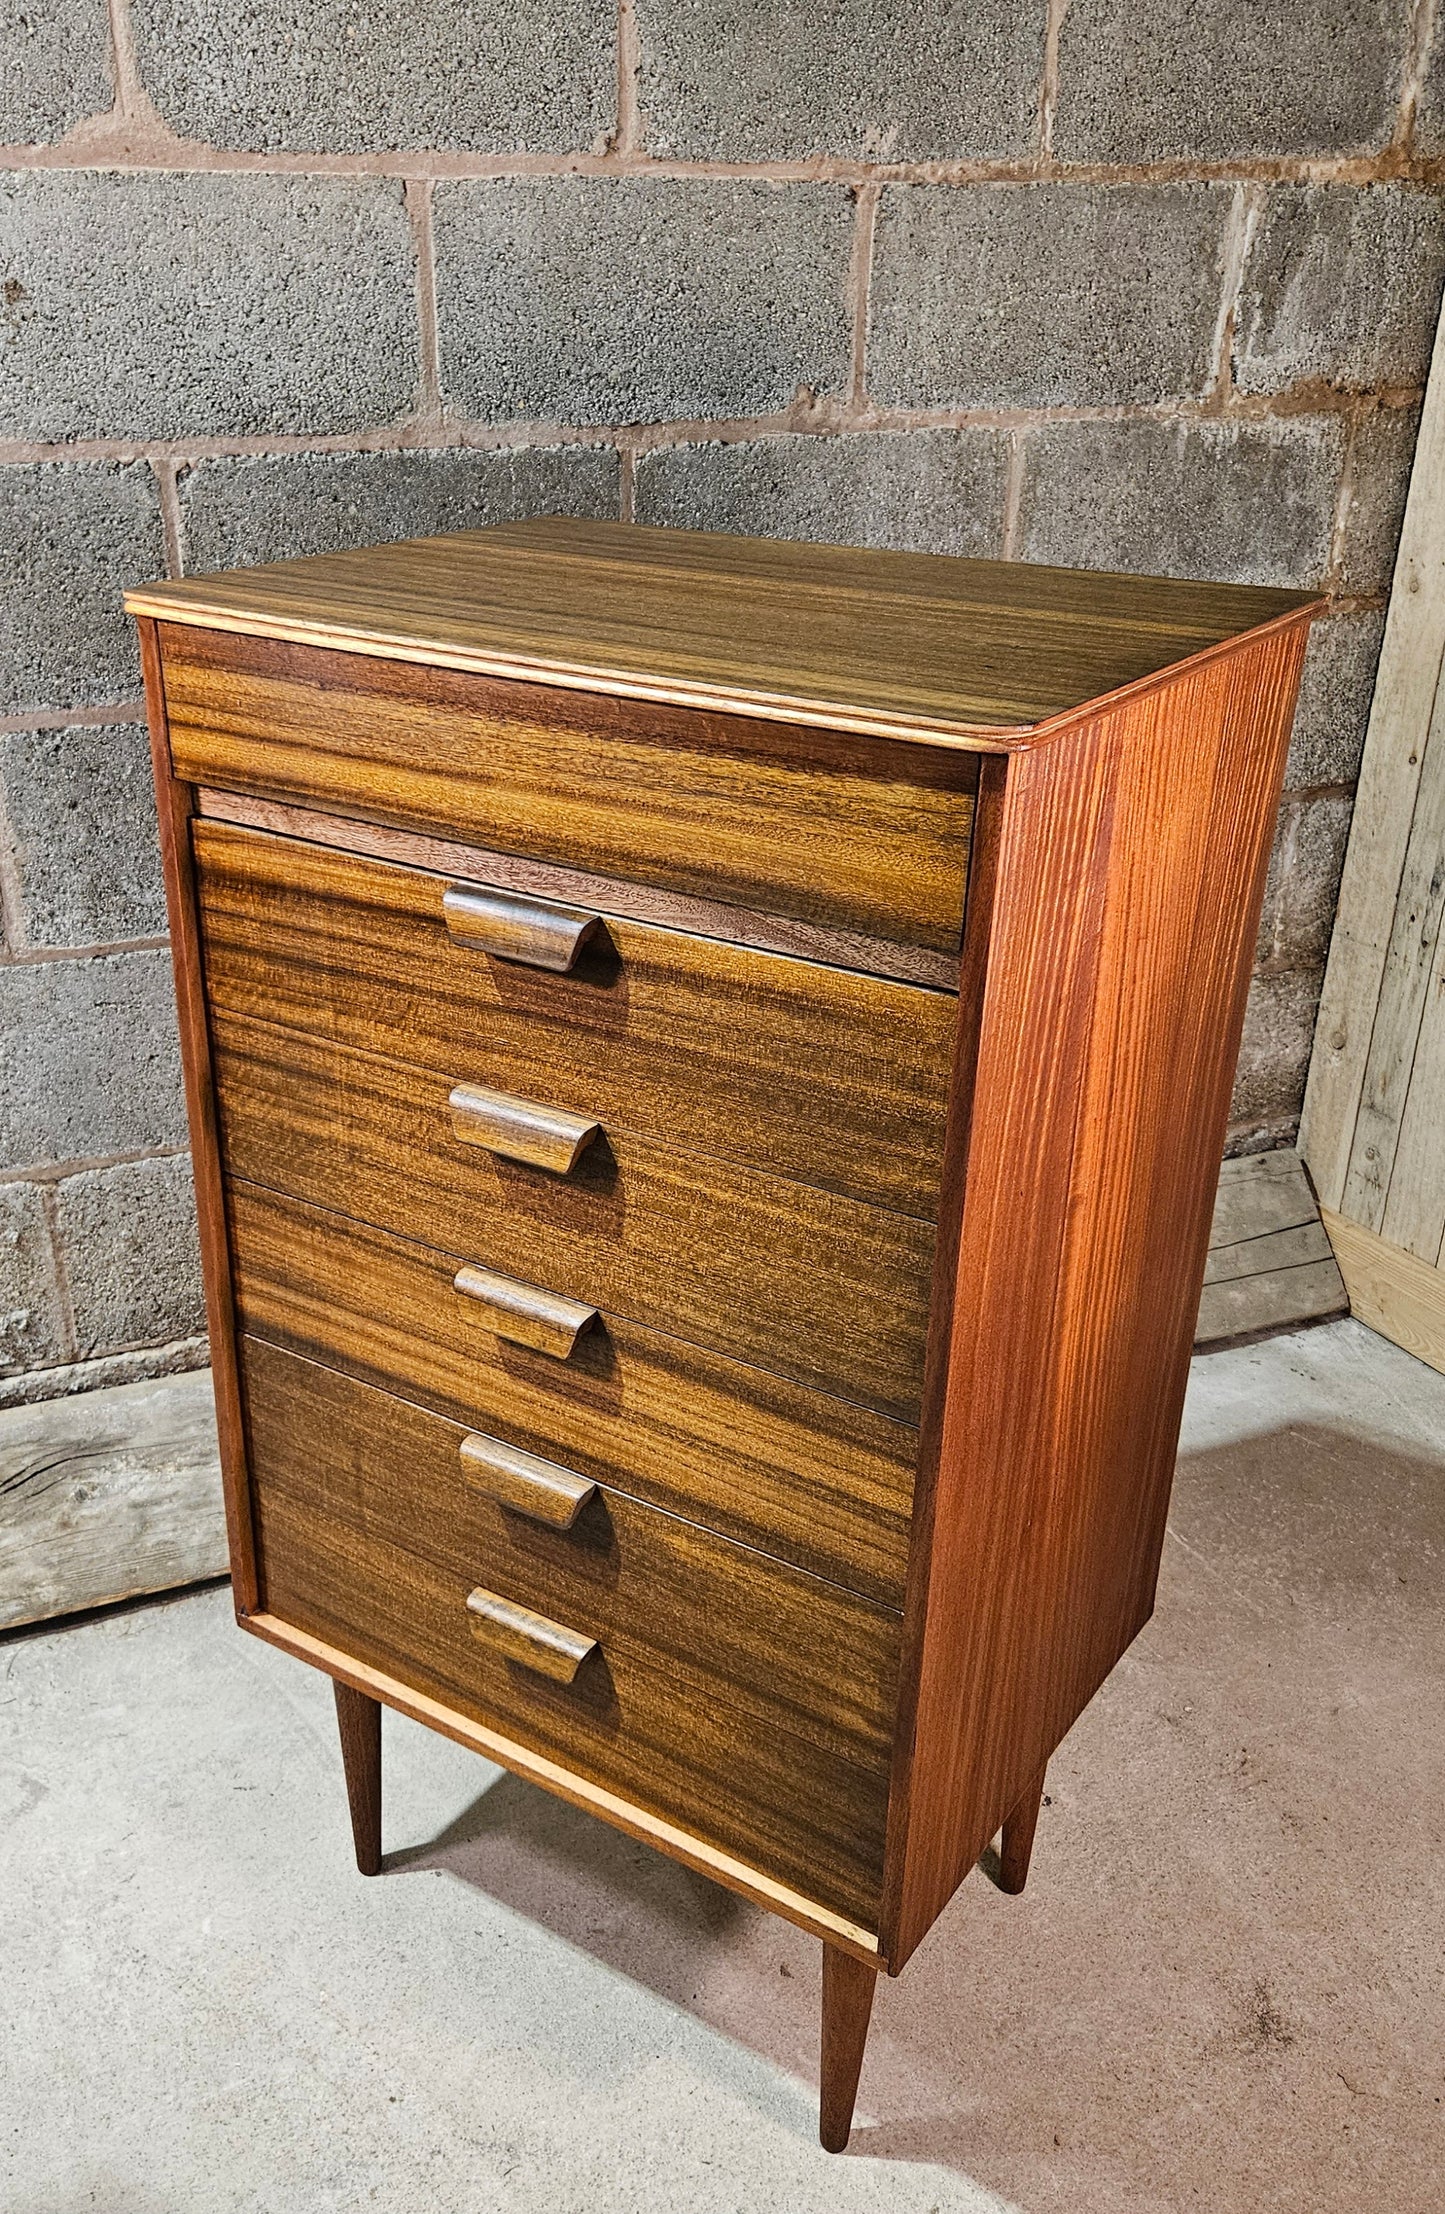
top-left (459, 1432), bottom-right (597, 1529)
top-left (442, 882), bottom-right (600, 972)
top-left (466, 1587), bottom-right (597, 1683)
top-left (449, 1082), bottom-right (600, 1175)
top-left (453, 1263), bottom-right (598, 1359)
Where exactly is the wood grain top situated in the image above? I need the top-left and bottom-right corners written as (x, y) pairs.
top-left (126, 518), bottom-right (1320, 750)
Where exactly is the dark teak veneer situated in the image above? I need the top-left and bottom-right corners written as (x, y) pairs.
top-left (129, 518), bottom-right (1320, 2148)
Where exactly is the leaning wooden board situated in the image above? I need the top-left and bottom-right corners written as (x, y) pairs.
top-left (128, 518), bottom-right (1319, 2149)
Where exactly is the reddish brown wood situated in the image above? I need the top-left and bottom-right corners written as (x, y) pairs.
top-left (819, 1942), bottom-right (878, 2152)
top-left (878, 752), bottom-right (1007, 1935)
top-left (127, 515), bottom-right (1315, 748)
top-left (136, 528), bottom-right (1320, 2122)
top-left (194, 786), bottom-right (960, 988)
top-left (158, 619), bottom-right (978, 953)
top-left (136, 615), bottom-right (259, 1616)
top-left (332, 1679), bottom-right (382, 1875)
top-left (883, 621), bottom-right (1311, 1967)
top-left (247, 1608), bottom-right (882, 1961)
top-left (994, 1766), bottom-right (1047, 1895)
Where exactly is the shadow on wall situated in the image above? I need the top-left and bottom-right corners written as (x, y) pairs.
top-left (388, 1420), bottom-right (1443, 2214)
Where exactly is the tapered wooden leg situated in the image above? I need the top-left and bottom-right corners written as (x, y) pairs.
top-left (996, 1765), bottom-right (1047, 1895)
top-left (333, 1680), bottom-right (382, 1876)
top-left (819, 1944), bottom-right (877, 2152)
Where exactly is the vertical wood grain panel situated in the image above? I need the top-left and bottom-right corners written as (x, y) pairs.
top-left (1301, 295), bottom-right (1445, 1209)
top-left (884, 619), bottom-right (1312, 1968)
top-left (1335, 645), bottom-right (1445, 1237)
top-left (137, 616), bottom-right (259, 1615)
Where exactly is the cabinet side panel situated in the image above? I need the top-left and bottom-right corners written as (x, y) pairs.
top-left (138, 617), bottom-right (258, 1613)
top-left (886, 619), bottom-right (1312, 1966)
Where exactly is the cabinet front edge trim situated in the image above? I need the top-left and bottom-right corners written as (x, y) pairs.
top-left (241, 1609), bottom-right (886, 1966)
top-left (126, 590), bottom-right (1322, 756)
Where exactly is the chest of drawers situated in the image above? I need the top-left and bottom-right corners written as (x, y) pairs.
top-left (128, 519), bottom-right (1318, 2148)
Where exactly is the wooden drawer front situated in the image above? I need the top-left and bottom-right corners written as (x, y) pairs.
top-left (162, 624), bottom-right (976, 956)
top-left (193, 819), bottom-right (954, 1217)
top-left (254, 1485), bottom-right (888, 1927)
top-left (242, 1338), bottom-right (899, 1768)
top-left (230, 1183), bottom-right (917, 1608)
top-left (213, 1013), bottom-right (935, 1422)
top-left (244, 1341), bottom-right (892, 1924)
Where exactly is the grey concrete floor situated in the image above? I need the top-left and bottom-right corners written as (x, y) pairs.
top-left (3, 1318), bottom-right (1442, 2214)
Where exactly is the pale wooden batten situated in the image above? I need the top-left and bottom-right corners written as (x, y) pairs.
top-left (1302, 297), bottom-right (1445, 1378)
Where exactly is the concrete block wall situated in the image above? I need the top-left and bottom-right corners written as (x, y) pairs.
top-left (3, 0), bottom-right (1443, 1404)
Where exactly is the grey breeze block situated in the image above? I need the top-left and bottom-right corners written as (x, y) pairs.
top-left (129, 0), bottom-right (614, 154)
top-left (636, 0), bottom-right (1043, 164)
top-left (0, 171), bottom-right (419, 442)
top-left (0, 464), bottom-right (166, 715)
top-left (867, 182), bottom-right (1234, 411)
top-left (0, 952), bottom-right (187, 1173)
top-left (433, 177), bottom-right (855, 426)
top-left (0, 724), bottom-right (166, 950)
top-left (1054, 0), bottom-right (1413, 164)
top-left (633, 430), bottom-right (1010, 559)
top-left (178, 445), bottom-right (621, 573)
top-left (1234, 185), bottom-right (1445, 395)
top-left (0, 0), bottom-right (113, 143)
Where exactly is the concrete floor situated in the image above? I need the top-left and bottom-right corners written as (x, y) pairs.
top-left (3, 1318), bottom-right (1442, 2214)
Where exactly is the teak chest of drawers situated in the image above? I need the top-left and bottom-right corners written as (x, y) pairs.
top-left (128, 519), bottom-right (1319, 2148)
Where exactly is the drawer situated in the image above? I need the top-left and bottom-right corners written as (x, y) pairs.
top-left (161, 623), bottom-right (976, 956)
top-left (229, 1182), bottom-right (918, 1608)
top-left (194, 818), bottom-right (955, 1216)
top-left (243, 1341), bottom-right (894, 1925)
top-left (242, 1336), bottom-right (899, 1766)
top-left (213, 1012), bottom-right (935, 1421)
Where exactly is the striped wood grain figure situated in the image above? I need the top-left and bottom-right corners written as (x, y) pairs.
top-left (130, 519), bottom-right (1319, 2148)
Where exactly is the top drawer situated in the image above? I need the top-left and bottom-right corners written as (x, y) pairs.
top-left (157, 624), bottom-right (977, 958)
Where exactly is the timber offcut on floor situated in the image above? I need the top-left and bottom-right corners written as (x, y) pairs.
top-left (1196, 1148), bottom-right (1348, 1348)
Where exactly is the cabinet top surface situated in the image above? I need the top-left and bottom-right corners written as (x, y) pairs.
top-left (127, 517), bottom-right (1319, 748)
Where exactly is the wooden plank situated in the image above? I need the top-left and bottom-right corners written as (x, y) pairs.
top-left (1196, 1258), bottom-right (1349, 1346)
top-left (1301, 295), bottom-right (1445, 1208)
top-left (192, 818), bottom-right (956, 1218)
top-left (1207, 1147), bottom-right (1320, 1248)
top-left (228, 1182), bottom-right (919, 1609)
top-left (1322, 1206), bottom-right (1445, 1377)
top-left (1193, 1147), bottom-right (1349, 1344)
top-left (240, 1609), bottom-right (882, 1963)
top-left (161, 625), bottom-right (977, 956)
top-left (125, 517), bottom-right (1317, 749)
top-left (1340, 670), bottom-right (1445, 1233)
top-left (210, 1012), bottom-right (937, 1423)
top-left (1203, 1216), bottom-right (1338, 1284)
top-left (194, 787), bottom-right (959, 989)
top-left (1379, 907), bottom-right (1445, 1266)
top-left (883, 619), bottom-right (1312, 1969)
top-left (0, 1370), bottom-right (223, 1630)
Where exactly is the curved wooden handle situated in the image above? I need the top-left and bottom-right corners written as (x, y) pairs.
top-left (466, 1587), bottom-right (596, 1683)
top-left (458, 1432), bottom-right (597, 1528)
top-left (449, 1082), bottom-right (600, 1174)
top-left (442, 882), bottom-right (600, 972)
top-left (453, 1263), bottom-right (598, 1359)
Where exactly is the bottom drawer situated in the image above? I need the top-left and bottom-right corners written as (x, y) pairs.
top-left (241, 1338), bottom-right (895, 1927)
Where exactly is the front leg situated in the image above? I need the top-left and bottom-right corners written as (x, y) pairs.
top-left (333, 1680), bottom-right (382, 1876)
top-left (995, 1766), bottom-right (1047, 1895)
top-left (819, 1943), bottom-right (878, 2151)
